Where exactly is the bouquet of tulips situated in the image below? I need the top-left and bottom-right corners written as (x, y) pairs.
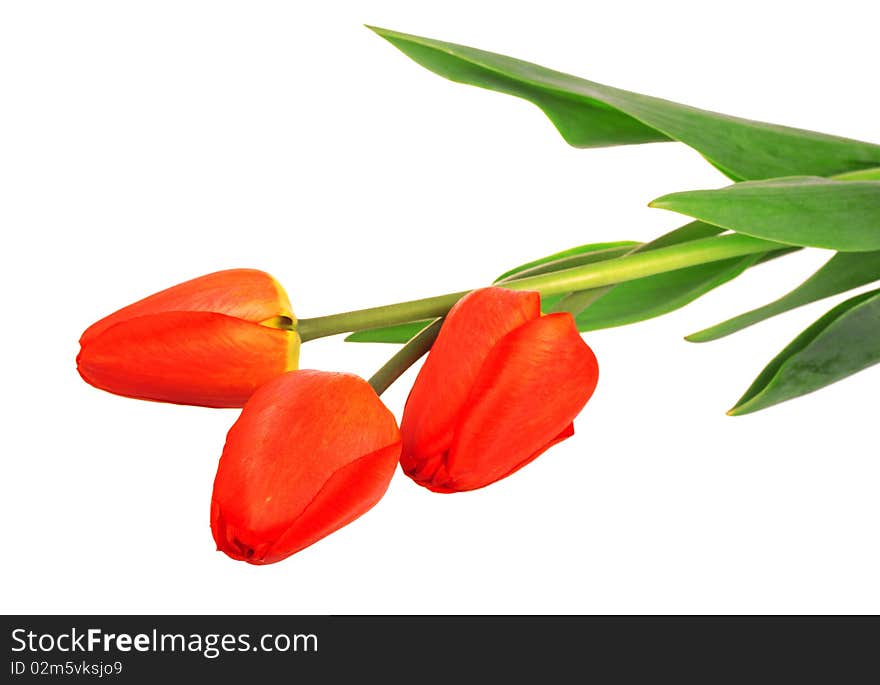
top-left (77, 27), bottom-right (880, 565)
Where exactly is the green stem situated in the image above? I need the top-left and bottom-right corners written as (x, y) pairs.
top-left (296, 233), bottom-right (779, 342)
top-left (494, 243), bottom-right (638, 283)
top-left (298, 292), bottom-right (466, 342)
top-left (367, 318), bottom-right (443, 395)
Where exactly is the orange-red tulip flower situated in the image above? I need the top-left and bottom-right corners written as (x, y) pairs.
top-left (400, 287), bottom-right (598, 493)
top-left (211, 370), bottom-right (402, 564)
top-left (77, 269), bottom-right (299, 408)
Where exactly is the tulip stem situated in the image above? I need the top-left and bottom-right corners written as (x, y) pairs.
top-left (296, 233), bottom-right (781, 341)
top-left (367, 318), bottom-right (444, 395)
top-left (298, 293), bottom-right (465, 342)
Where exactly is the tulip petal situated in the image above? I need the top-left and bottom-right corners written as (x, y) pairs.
top-left (439, 313), bottom-right (598, 492)
top-left (77, 311), bottom-right (299, 408)
top-left (259, 442), bottom-right (402, 563)
top-left (211, 370), bottom-right (401, 563)
top-left (80, 269), bottom-right (293, 345)
top-left (401, 287), bottom-right (540, 471)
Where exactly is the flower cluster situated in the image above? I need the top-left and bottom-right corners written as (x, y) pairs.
top-left (78, 270), bottom-right (599, 564)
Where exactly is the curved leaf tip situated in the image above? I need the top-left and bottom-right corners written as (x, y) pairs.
top-left (651, 178), bottom-right (880, 252)
top-left (687, 250), bottom-right (880, 343)
top-left (728, 288), bottom-right (880, 415)
top-left (368, 26), bottom-right (880, 181)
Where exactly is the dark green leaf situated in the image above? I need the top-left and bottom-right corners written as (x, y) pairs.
top-left (369, 27), bottom-right (880, 181)
top-left (729, 288), bottom-right (880, 415)
top-left (574, 255), bottom-right (762, 330)
top-left (688, 250), bottom-right (880, 342)
top-left (650, 178), bottom-right (880, 251)
top-left (558, 222), bottom-right (772, 331)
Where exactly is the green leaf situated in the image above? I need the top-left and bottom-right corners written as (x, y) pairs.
top-left (494, 241), bottom-right (639, 282)
top-left (650, 177), bottom-right (880, 251)
top-left (575, 256), bottom-right (762, 330)
top-left (563, 221), bottom-right (765, 330)
top-left (729, 288), bottom-right (880, 415)
top-left (369, 26), bottom-right (880, 181)
top-left (344, 320), bottom-right (431, 344)
top-left (688, 250), bottom-right (880, 342)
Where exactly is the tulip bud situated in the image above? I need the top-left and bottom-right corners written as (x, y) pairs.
top-left (211, 370), bottom-right (402, 564)
top-left (77, 269), bottom-right (300, 407)
top-left (400, 287), bottom-right (598, 492)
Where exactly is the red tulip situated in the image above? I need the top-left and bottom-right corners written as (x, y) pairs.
top-left (211, 370), bottom-right (401, 564)
top-left (77, 269), bottom-right (300, 407)
top-left (400, 287), bottom-right (598, 493)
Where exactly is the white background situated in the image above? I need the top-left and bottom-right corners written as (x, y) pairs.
top-left (2, 1), bottom-right (878, 614)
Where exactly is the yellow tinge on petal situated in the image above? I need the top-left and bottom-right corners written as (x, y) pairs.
top-left (268, 274), bottom-right (296, 326)
top-left (258, 275), bottom-right (299, 372)
top-left (283, 330), bottom-right (301, 372)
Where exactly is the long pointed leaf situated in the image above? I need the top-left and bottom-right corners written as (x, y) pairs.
top-left (574, 255), bottom-right (762, 330)
top-left (688, 251), bottom-right (880, 342)
top-left (651, 178), bottom-right (880, 251)
top-left (729, 289), bottom-right (880, 415)
top-left (370, 27), bottom-right (880, 181)
top-left (560, 222), bottom-right (774, 331)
